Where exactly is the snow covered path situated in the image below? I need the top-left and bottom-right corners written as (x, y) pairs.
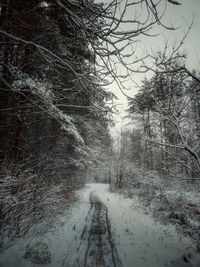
top-left (0, 183), bottom-right (199, 267)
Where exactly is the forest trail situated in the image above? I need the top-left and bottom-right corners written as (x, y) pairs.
top-left (72, 191), bottom-right (122, 267)
top-left (0, 184), bottom-right (199, 267)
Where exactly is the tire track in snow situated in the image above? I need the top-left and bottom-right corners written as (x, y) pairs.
top-left (72, 193), bottom-right (122, 267)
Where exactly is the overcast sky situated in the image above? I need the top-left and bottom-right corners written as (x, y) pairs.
top-left (107, 0), bottom-right (200, 134)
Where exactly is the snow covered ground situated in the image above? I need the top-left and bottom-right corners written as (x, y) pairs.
top-left (0, 183), bottom-right (199, 267)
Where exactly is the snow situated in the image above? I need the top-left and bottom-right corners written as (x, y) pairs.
top-left (166, 190), bottom-right (200, 205)
top-left (0, 183), bottom-right (199, 267)
top-left (12, 70), bottom-right (84, 145)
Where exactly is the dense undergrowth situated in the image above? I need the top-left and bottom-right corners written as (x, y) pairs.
top-left (112, 169), bottom-right (200, 253)
top-left (0, 164), bottom-right (79, 251)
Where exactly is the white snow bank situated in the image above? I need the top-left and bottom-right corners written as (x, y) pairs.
top-left (0, 183), bottom-right (198, 267)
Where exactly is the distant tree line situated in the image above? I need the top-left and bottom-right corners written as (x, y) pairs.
top-left (113, 55), bottom-right (200, 190)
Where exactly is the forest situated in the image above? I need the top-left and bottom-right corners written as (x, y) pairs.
top-left (0, 0), bottom-right (200, 266)
top-left (110, 56), bottom-right (200, 251)
top-left (0, 0), bottom-right (114, 249)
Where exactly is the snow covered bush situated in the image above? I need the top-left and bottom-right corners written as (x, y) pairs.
top-left (0, 164), bottom-right (65, 251)
top-left (24, 242), bottom-right (51, 264)
top-left (113, 164), bottom-right (200, 251)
